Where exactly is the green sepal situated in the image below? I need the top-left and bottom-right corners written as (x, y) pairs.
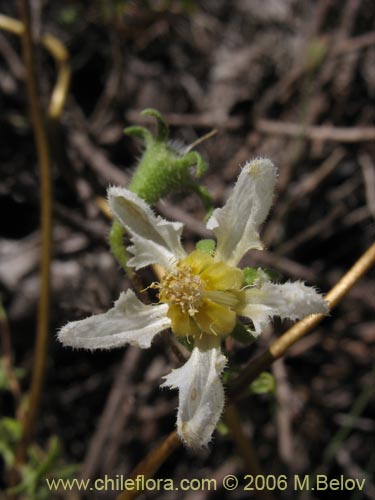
top-left (195, 239), bottom-right (216, 255)
top-left (242, 267), bottom-right (283, 286)
top-left (109, 220), bottom-right (129, 272)
top-left (242, 267), bottom-right (259, 286)
top-left (262, 268), bottom-right (283, 282)
top-left (191, 184), bottom-right (213, 213)
top-left (124, 125), bottom-right (153, 145)
top-left (141, 108), bottom-right (169, 142)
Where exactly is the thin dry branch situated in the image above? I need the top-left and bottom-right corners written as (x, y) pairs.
top-left (126, 110), bottom-right (243, 130)
top-left (224, 404), bottom-right (275, 500)
top-left (256, 119), bottom-right (375, 143)
top-left (116, 431), bottom-right (181, 500)
top-left (230, 241), bottom-right (375, 399)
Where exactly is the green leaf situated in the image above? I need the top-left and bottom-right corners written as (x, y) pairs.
top-left (216, 421), bottom-right (229, 436)
top-left (0, 359), bottom-right (25, 390)
top-left (249, 372), bottom-right (276, 395)
top-left (0, 417), bottom-right (22, 468)
top-left (0, 417), bottom-right (22, 442)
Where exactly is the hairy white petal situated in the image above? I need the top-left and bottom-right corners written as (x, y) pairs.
top-left (207, 158), bottom-right (277, 265)
top-left (161, 336), bottom-right (226, 449)
top-left (108, 187), bottom-right (186, 270)
top-left (58, 290), bottom-right (170, 350)
top-left (238, 280), bottom-right (329, 336)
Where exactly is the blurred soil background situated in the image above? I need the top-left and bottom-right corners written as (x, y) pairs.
top-left (0, 0), bottom-right (374, 499)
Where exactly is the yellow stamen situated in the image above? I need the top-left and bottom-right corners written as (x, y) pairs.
top-left (159, 250), bottom-right (242, 337)
top-left (159, 263), bottom-right (203, 315)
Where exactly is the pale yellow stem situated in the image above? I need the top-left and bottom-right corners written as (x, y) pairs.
top-left (231, 241), bottom-right (375, 398)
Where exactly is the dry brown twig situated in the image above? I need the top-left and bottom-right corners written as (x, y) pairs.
top-left (272, 359), bottom-right (296, 470)
top-left (262, 148), bottom-right (345, 247)
top-left (14, 0), bottom-right (53, 467)
top-left (224, 404), bottom-right (275, 500)
top-left (126, 109), bottom-right (243, 130)
top-left (80, 348), bottom-right (141, 480)
top-left (359, 154), bottom-right (375, 221)
top-left (256, 119), bottom-right (375, 143)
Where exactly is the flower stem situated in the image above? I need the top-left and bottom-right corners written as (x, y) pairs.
top-left (15, 0), bottom-right (53, 464)
top-left (116, 431), bottom-right (181, 500)
top-left (230, 241), bottom-right (375, 399)
top-left (224, 404), bottom-right (275, 500)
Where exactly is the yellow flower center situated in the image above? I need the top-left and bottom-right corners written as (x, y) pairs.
top-left (158, 250), bottom-right (243, 338)
top-left (159, 263), bottom-right (203, 316)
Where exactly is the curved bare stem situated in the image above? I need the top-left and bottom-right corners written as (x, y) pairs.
top-left (15, 0), bottom-right (53, 465)
top-left (0, 13), bottom-right (71, 120)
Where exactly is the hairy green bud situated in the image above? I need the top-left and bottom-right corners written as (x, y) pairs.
top-left (110, 109), bottom-right (214, 271)
top-left (126, 109), bottom-right (211, 208)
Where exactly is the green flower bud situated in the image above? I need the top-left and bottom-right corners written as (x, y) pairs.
top-left (126, 109), bottom-right (211, 208)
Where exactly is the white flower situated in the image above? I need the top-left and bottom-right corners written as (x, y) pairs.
top-left (58, 158), bottom-right (328, 449)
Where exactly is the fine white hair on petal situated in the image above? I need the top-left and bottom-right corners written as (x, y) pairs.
top-left (58, 290), bottom-right (170, 350)
top-left (161, 336), bottom-right (226, 449)
top-left (238, 280), bottom-right (329, 336)
top-left (108, 186), bottom-right (186, 271)
top-left (207, 158), bottom-right (277, 266)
